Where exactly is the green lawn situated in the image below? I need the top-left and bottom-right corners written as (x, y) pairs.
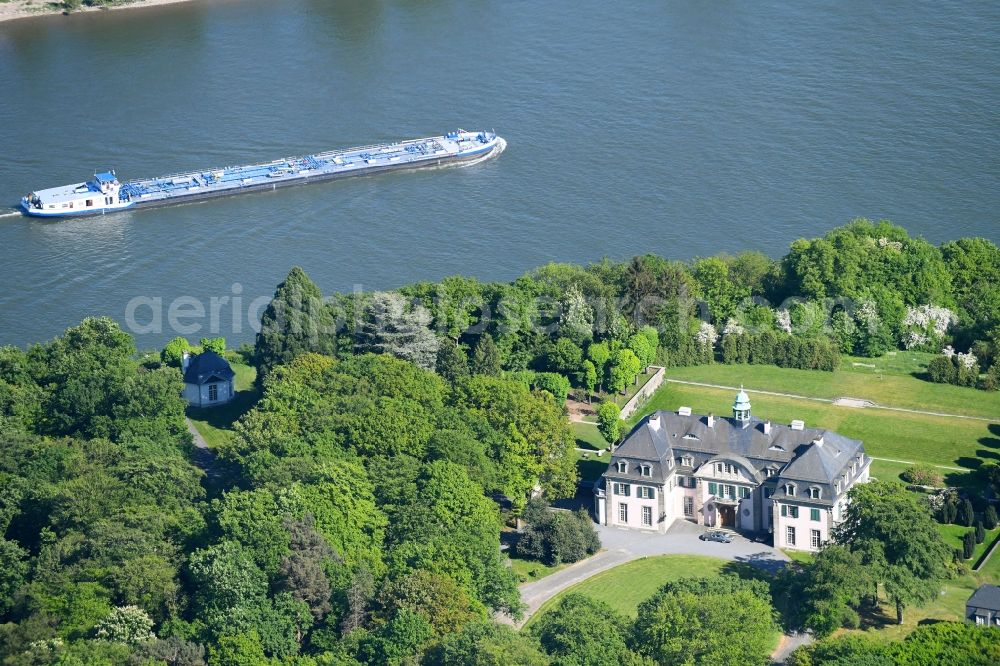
top-left (572, 421), bottom-right (607, 451)
top-left (508, 556), bottom-right (570, 583)
top-left (570, 422), bottom-right (610, 481)
top-left (937, 524), bottom-right (1000, 563)
top-left (664, 353), bottom-right (1000, 419)
top-left (187, 361), bottom-right (259, 449)
top-left (846, 575), bottom-right (982, 642)
top-left (782, 550), bottom-right (815, 565)
top-left (629, 382), bottom-right (998, 484)
top-left (525, 555), bottom-right (765, 625)
top-left (976, 539), bottom-right (1000, 579)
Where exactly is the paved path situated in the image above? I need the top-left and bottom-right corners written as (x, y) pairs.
top-left (868, 455), bottom-right (966, 472)
top-left (186, 417), bottom-right (220, 483)
top-left (665, 378), bottom-right (997, 422)
top-left (503, 521), bottom-right (789, 628)
top-left (771, 631), bottom-right (814, 664)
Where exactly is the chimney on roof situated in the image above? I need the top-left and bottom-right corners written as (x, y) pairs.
top-left (649, 412), bottom-right (661, 430)
top-left (181, 350), bottom-right (191, 374)
top-left (814, 436), bottom-right (824, 447)
top-left (678, 406), bottom-right (692, 416)
top-left (763, 420), bottom-right (771, 435)
top-left (707, 413), bottom-right (715, 428)
top-left (791, 419), bottom-right (805, 431)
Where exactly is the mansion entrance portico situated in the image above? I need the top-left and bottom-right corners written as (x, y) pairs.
top-left (713, 501), bottom-right (737, 528)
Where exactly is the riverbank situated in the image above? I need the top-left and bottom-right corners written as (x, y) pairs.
top-left (0, 0), bottom-right (199, 23)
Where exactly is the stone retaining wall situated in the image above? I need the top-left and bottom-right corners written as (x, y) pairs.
top-left (620, 366), bottom-right (665, 420)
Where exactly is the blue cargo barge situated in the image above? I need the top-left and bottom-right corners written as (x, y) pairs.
top-left (21, 130), bottom-right (506, 218)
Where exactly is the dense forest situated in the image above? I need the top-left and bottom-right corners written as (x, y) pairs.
top-left (255, 218), bottom-right (1000, 393)
top-left (1, 220), bottom-right (999, 665)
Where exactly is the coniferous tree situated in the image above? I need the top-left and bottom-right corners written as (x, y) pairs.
top-left (254, 267), bottom-right (335, 381)
top-left (435, 343), bottom-right (470, 383)
top-left (963, 530), bottom-right (976, 559)
top-left (984, 505), bottom-right (998, 530)
top-left (355, 292), bottom-right (440, 370)
top-left (277, 516), bottom-right (336, 621)
top-left (340, 565), bottom-right (374, 636)
top-left (471, 333), bottom-right (502, 376)
top-left (959, 498), bottom-right (975, 527)
top-left (940, 498), bottom-right (957, 524)
top-left (975, 520), bottom-right (986, 544)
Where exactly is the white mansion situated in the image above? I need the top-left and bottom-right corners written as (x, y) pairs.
top-left (594, 388), bottom-right (871, 552)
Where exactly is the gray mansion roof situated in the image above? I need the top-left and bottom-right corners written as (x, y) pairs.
top-left (968, 584), bottom-right (1000, 611)
top-left (605, 400), bottom-right (867, 504)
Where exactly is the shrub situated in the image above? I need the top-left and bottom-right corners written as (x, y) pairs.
top-left (161, 336), bottom-right (191, 367)
top-left (981, 364), bottom-right (1000, 391)
top-left (199, 337), bottom-right (226, 355)
top-left (927, 355), bottom-right (957, 384)
top-left (902, 464), bottom-right (943, 487)
top-left (532, 372), bottom-right (570, 406)
top-left (513, 499), bottom-right (600, 566)
top-left (976, 521), bottom-right (986, 544)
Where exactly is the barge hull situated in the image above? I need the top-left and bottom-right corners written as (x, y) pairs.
top-left (129, 141), bottom-right (501, 211)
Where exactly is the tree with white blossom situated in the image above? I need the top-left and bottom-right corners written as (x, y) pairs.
top-left (902, 305), bottom-right (956, 350)
top-left (695, 321), bottom-right (718, 363)
top-left (775, 309), bottom-right (792, 334)
top-left (95, 605), bottom-right (154, 645)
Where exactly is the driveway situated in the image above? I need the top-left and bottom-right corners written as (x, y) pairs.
top-left (507, 520), bottom-right (789, 628)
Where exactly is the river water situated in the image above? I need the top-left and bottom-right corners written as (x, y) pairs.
top-left (0, 0), bottom-right (997, 348)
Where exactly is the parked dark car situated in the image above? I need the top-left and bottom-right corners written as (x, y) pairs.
top-left (699, 530), bottom-right (733, 543)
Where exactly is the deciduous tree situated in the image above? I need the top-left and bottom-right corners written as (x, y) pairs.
top-left (596, 401), bottom-right (622, 446)
top-left (631, 575), bottom-right (777, 666)
top-left (531, 593), bottom-right (645, 666)
top-left (833, 480), bottom-right (951, 624)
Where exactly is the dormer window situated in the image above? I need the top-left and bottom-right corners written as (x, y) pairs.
top-left (835, 480), bottom-right (842, 494)
top-left (616, 461), bottom-right (628, 474)
top-left (809, 487), bottom-right (821, 499)
top-left (786, 483), bottom-right (796, 496)
top-left (640, 464), bottom-right (652, 477)
top-left (681, 456), bottom-right (693, 467)
top-left (850, 461), bottom-right (857, 475)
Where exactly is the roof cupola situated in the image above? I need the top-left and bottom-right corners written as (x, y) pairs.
top-left (733, 385), bottom-right (751, 424)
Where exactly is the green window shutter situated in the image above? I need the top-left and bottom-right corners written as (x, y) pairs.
top-left (811, 508), bottom-right (820, 521)
top-left (781, 504), bottom-right (787, 517)
top-left (740, 487), bottom-right (750, 499)
top-left (728, 485), bottom-right (736, 498)
top-left (708, 482), bottom-right (717, 495)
